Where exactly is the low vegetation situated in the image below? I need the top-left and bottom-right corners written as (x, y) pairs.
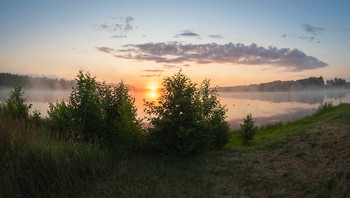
top-left (238, 113), bottom-right (258, 145)
top-left (2, 84), bottom-right (32, 121)
top-left (1, 70), bottom-right (349, 197)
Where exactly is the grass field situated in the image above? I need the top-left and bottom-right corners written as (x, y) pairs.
top-left (1, 103), bottom-right (350, 197)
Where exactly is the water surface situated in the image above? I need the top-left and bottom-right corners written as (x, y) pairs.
top-left (1, 88), bottom-right (349, 129)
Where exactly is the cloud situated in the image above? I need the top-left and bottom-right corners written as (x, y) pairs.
top-left (301, 23), bottom-right (325, 36)
top-left (141, 74), bottom-right (161, 78)
top-left (93, 16), bottom-right (134, 33)
top-left (121, 16), bottom-right (134, 31)
top-left (121, 16), bottom-right (134, 23)
top-left (110, 35), bottom-right (127, 38)
top-left (209, 34), bottom-right (223, 39)
top-left (116, 42), bottom-right (328, 71)
top-left (142, 69), bottom-right (164, 72)
top-left (176, 30), bottom-right (200, 37)
top-left (180, 32), bottom-right (199, 37)
top-left (93, 23), bottom-right (110, 30)
top-left (95, 46), bottom-right (115, 54)
top-left (281, 33), bottom-right (321, 43)
top-left (163, 64), bottom-right (180, 69)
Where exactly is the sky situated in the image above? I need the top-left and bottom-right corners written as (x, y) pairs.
top-left (0, 0), bottom-right (349, 89)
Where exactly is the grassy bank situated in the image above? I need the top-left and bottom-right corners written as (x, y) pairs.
top-left (227, 103), bottom-right (350, 150)
top-left (208, 103), bottom-right (350, 197)
top-left (1, 103), bottom-right (350, 197)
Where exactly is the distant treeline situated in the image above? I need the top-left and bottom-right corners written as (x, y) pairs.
top-left (0, 72), bottom-right (75, 90)
top-left (218, 77), bottom-right (349, 92)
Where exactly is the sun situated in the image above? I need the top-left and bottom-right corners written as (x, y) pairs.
top-left (150, 85), bottom-right (157, 91)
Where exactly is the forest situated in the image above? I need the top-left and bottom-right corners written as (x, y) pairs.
top-left (218, 76), bottom-right (349, 92)
top-left (0, 72), bottom-right (75, 90)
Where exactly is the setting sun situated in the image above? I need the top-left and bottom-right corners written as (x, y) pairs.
top-left (150, 86), bottom-right (157, 91)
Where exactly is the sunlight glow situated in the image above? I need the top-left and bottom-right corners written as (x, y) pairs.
top-left (150, 86), bottom-right (157, 91)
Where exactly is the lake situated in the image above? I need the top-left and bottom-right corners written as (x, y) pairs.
top-left (1, 88), bottom-right (349, 129)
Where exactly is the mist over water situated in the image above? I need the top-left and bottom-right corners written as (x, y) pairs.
top-left (220, 90), bottom-right (350, 128)
top-left (1, 88), bottom-right (349, 129)
top-left (0, 88), bottom-right (71, 117)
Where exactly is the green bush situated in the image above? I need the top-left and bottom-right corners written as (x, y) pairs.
top-left (199, 79), bottom-right (230, 148)
top-left (48, 100), bottom-right (73, 137)
top-left (239, 114), bottom-right (258, 145)
top-left (145, 71), bottom-right (229, 156)
top-left (3, 84), bottom-right (32, 121)
top-left (48, 70), bottom-right (144, 153)
top-left (69, 70), bottom-right (105, 140)
top-left (315, 102), bottom-right (333, 115)
top-left (109, 100), bottom-right (145, 155)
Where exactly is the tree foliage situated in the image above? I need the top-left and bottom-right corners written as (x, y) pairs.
top-left (0, 72), bottom-right (75, 90)
top-left (48, 70), bottom-right (144, 153)
top-left (48, 100), bottom-right (73, 137)
top-left (3, 84), bottom-right (32, 121)
top-left (219, 76), bottom-right (327, 92)
top-left (239, 114), bottom-right (258, 145)
top-left (326, 78), bottom-right (346, 87)
top-left (145, 71), bottom-right (229, 156)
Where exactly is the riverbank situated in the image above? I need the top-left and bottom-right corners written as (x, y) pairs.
top-left (1, 103), bottom-right (349, 197)
top-left (208, 103), bottom-right (350, 197)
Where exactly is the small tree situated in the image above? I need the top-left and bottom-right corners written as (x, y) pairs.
top-left (3, 84), bottom-right (32, 121)
top-left (145, 71), bottom-right (229, 156)
top-left (239, 114), bottom-right (258, 145)
top-left (69, 70), bottom-right (104, 140)
top-left (199, 79), bottom-right (230, 148)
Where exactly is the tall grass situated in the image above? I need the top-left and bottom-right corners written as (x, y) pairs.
top-left (314, 102), bottom-right (333, 115)
top-left (0, 108), bottom-right (213, 197)
top-left (0, 109), bottom-right (112, 197)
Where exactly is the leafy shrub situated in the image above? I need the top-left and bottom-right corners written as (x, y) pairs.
top-left (109, 100), bottom-right (145, 155)
top-left (199, 79), bottom-right (230, 148)
top-left (315, 102), bottom-right (333, 115)
top-left (48, 70), bottom-right (144, 153)
top-left (3, 84), bottom-right (32, 121)
top-left (239, 114), bottom-right (258, 145)
top-left (69, 70), bottom-right (105, 140)
top-left (48, 100), bottom-right (73, 137)
top-left (145, 71), bottom-right (229, 156)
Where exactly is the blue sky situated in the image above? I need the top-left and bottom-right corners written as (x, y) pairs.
top-left (1, 0), bottom-right (349, 88)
